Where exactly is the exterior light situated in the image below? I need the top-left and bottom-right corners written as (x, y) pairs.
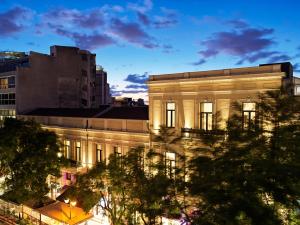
top-left (70, 201), bottom-right (77, 207)
top-left (64, 198), bottom-right (70, 204)
top-left (57, 152), bottom-right (63, 158)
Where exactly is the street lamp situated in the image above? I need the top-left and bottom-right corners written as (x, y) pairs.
top-left (64, 198), bottom-right (76, 220)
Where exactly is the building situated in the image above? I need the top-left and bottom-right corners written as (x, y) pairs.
top-left (0, 46), bottom-right (112, 125)
top-left (95, 66), bottom-right (111, 106)
top-left (0, 51), bottom-right (29, 124)
top-left (16, 45), bottom-right (103, 113)
top-left (148, 62), bottom-right (298, 135)
top-left (18, 62), bottom-right (299, 224)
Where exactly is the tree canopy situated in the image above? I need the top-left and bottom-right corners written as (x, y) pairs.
top-left (0, 118), bottom-right (64, 206)
top-left (189, 88), bottom-right (300, 225)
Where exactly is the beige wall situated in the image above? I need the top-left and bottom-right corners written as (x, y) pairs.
top-left (18, 115), bottom-right (149, 169)
top-left (148, 66), bottom-right (289, 133)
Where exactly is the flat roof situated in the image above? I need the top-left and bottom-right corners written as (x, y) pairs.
top-left (23, 106), bottom-right (110, 118)
top-left (22, 106), bottom-right (149, 120)
top-left (148, 62), bottom-right (293, 82)
top-left (98, 106), bottom-right (149, 120)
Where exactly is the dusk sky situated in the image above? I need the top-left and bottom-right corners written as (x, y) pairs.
top-left (1, 0), bottom-right (299, 100)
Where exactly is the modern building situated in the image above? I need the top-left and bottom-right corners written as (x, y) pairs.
top-left (95, 66), bottom-right (111, 106)
top-left (0, 51), bottom-right (29, 124)
top-left (0, 46), bottom-right (111, 125)
top-left (17, 45), bottom-right (103, 113)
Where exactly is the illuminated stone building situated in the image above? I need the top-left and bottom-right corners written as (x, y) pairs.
top-left (148, 62), bottom-right (298, 134)
top-left (18, 62), bottom-right (299, 224)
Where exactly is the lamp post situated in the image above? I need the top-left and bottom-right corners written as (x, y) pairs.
top-left (64, 199), bottom-right (77, 220)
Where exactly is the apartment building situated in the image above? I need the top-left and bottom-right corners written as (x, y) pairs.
top-left (95, 66), bottom-right (111, 106)
top-left (0, 46), bottom-right (111, 125)
top-left (0, 52), bottom-right (28, 124)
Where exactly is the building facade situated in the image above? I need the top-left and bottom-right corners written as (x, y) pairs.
top-left (95, 66), bottom-right (111, 106)
top-left (18, 62), bottom-right (300, 224)
top-left (148, 63), bottom-right (297, 134)
top-left (0, 52), bottom-right (29, 124)
top-left (17, 45), bottom-right (102, 114)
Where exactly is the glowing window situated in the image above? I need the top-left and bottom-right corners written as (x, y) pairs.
top-left (166, 102), bottom-right (176, 128)
top-left (165, 152), bottom-right (176, 178)
top-left (200, 102), bottom-right (213, 131)
top-left (243, 102), bottom-right (256, 129)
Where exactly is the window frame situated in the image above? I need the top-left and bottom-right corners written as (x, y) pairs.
top-left (200, 102), bottom-right (213, 131)
top-left (96, 144), bottom-right (103, 163)
top-left (166, 102), bottom-right (176, 128)
top-left (242, 102), bottom-right (256, 129)
top-left (75, 141), bottom-right (81, 162)
top-left (165, 152), bottom-right (176, 179)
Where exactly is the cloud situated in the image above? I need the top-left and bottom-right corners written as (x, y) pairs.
top-left (293, 63), bottom-right (300, 73)
top-left (136, 7), bottom-right (178, 29)
top-left (128, 0), bottom-right (153, 13)
top-left (227, 19), bottom-right (249, 29)
top-left (125, 84), bottom-right (148, 89)
top-left (55, 28), bottom-right (115, 50)
top-left (200, 27), bottom-right (274, 58)
top-left (110, 18), bottom-right (158, 48)
top-left (137, 12), bottom-right (151, 26)
top-left (0, 6), bottom-right (33, 36)
top-left (162, 44), bottom-right (174, 53)
top-left (41, 8), bottom-right (105, 30)
top-left (124, 73), bottom-right (149, 84)
top-left (267, 54), bottom-right (291, 63)
top-left (191, 59), bottom-right (206, 66)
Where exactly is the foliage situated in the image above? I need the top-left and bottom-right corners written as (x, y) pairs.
top-left (0, 118), bottom-right (64, 205)
top-left (188, 88), bottom-right (300, 225)
top-left (73, 143), bottom-right (185, 225)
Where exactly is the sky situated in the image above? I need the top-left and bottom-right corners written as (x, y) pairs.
top-left (0, 0), bottom-right (300, 100)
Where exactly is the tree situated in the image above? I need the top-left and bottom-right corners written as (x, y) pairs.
top-left (0, 118), bottom-right (64, 206)
top-left (73, 145), bottom-right (184, 225)
top-left (188, 88), bottom-right (300, 225)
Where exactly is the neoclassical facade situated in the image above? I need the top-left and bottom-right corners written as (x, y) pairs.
top-left (17, 62), bottom-right (299, 224)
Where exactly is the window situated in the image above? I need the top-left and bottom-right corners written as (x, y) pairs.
top-left (0, 93), bottom-right (15, 105)
top-left (64, 140), bottom-right (71, 159)
top-left (200, 102), bottom-right (213, 131)
top-left (96, 144), bottom-right (103, 162)
top-left (114, 146), bottom-right (122, 158)
top-left (66, 172), bottom-right (72, 180)
top-left (165, 152), bottom-right (176, 178)
top-left (166, 102), bottom-right (176, 128)
top-left (242, 102), bottom-right (256, 129)
top-left (76, 141), bottom-right (81, 162)
top-left (81, 98), bottom-right (87, 106)
top-left (8, 77), bottom-right (15, 88)
top-left (0, 78), bottom-right (8, 89)
top-left (295, 85), bottom-right (300, 96)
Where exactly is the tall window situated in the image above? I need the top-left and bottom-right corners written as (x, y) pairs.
top-left (242, 102), bottom-right (256, 129)
top-left (165, 152), bottom-right (176, 178)
top-left (96, 144), bottom-right (103, 163)
top-left (200, 102), bottom-right (213, 131)
top-left (166, 102), bottom-right (176, 128)
top-left (76, 141), bottom-right (81, 162)
top-left (114, 146), bottom-right (122, 158)
top-left (64, 140), bottom-right (71, 159)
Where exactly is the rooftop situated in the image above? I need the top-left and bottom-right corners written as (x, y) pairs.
top-left (98, 106), bottom-right (148, 120)
top-left (148, 62), bottom-right (293, 82)
top-left (23, 106), bottom-right (110, 118)
top-left (23, 106), bottom-right (149, 120)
